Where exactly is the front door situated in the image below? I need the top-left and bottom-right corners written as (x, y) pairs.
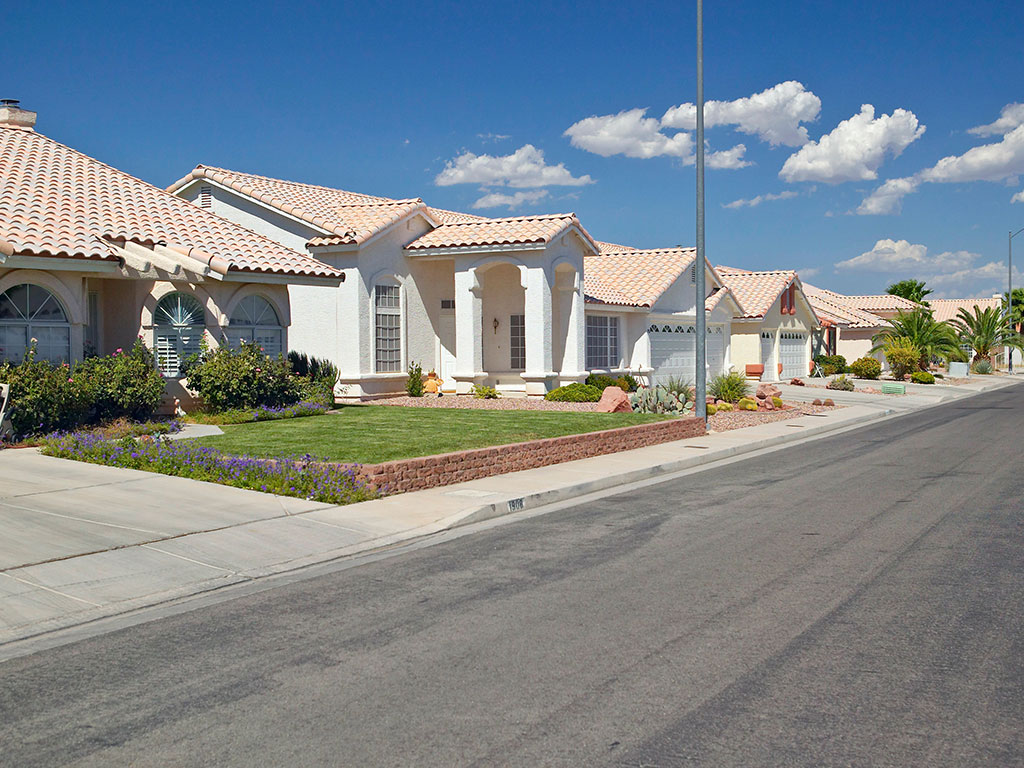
top-left (439, 312), bottom-right (457, 392)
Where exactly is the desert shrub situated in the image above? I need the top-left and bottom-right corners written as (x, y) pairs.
top-left (184, 340), bottom-right (299, 412)
top-left (812, 398), bottom-right (823, 406)
top-left (663, 376), bottom-right (695, 404)
top-left (585, 373), bottom-right (618, 390)
top-left (405, 361), bottom-right (424, 397)
top-left (934, 372), bottom-right (944, 379)
top-left (708, 371), bottom-right (750, 403)
top-left (75, 338), bottom-right (165, 422)
top-left (737, 397), bottom-right (758, 411)
top-left (822, 398), bottom-right (835, 407)
top-left (848, 356), bottom-right (882, 380)
top-left (545, 383), bottom-right (602, 402)
top-left (287, 351), bottom-right (340, 386)
top-left (972, 359), bottom-right (993, 375)
top-left (471, 383), bottom-right (499, 399)
top-left (630, 386), bottom-right (689, 414)
top-left (884, 338), bottom-right (919, 381)
top-left (716, 402), bottom-right (734, 412)
top-left (814, 354), bottom-right (847, 375)
top-left (615, 374), bottom-right (640, 392)
top-left (827, 374), bottom-right (855, 391)
top-left (0, 349), bottom-right (93, 437)
top-left (772, 396), bottom-right (784, 408)
top-left (910, 371), bottom-right (935, 384)
top-left (706, 404), bottom-right (717, 416)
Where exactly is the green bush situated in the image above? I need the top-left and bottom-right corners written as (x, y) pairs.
top-left (848, 356), bottom-right (882, 380)
top-left (585, 373), bottom-right (618, 390)
top-left (471, 383), bottom-right (499, 399)
top-left (826, 374), bottom-right (855, 391)
top-left (287, 351), bottom-right (340, 387)
top-left (716, 401), bottom-right (734, 412)
top-left (615, 374), bottom-right (640, 392)
top-left (0, 350), bottom-right (94, 437)
top-left (663, 376), bottom-right (695, 404)
top-left (708, 371), bottom-right (750, 403)
top-left (737, 397), bottom-right (758, 411)
top-left (884, 338), bottom-right (919, 381)
top-left (545, 383), bottom-right (602, 402)
top-left (814, 354), bottom-right (847, 375)
top-left (706, 403), bottom-right (717, 416)
top-left (75, 338), bottom-right (165, 422)
top-left (910, 371), bottom-right (935, 384)
top-left (772, 396), bottom-right (784, 408)
top-left (184, 340), bottom-right (299, 412)
top-left (972, 359), bottom-right (993, 375)
top-left (405, 361), bottom-right (424, 397)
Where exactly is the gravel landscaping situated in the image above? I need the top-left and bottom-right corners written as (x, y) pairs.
top-left (709, 402), bottom-right (840, 432)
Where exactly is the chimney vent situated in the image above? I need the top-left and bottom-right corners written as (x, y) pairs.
top-left (0, 99), bottom-right (37, 130)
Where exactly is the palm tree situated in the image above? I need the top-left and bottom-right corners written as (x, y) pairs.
top-left (948, 305), bottom-right (1023, 364)
top-left (870, 308), bottom-right (959, 370)
top-left (1001, 288), bottom-right (1024, 330)
top-left (887, 279), bottom-right (932, 307)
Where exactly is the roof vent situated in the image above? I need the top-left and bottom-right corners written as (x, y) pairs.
top-left (0, 99), bottom-right (37, 130)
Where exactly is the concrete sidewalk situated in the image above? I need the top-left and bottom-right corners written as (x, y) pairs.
top-left (0, 375), bottom-right (1017, 647)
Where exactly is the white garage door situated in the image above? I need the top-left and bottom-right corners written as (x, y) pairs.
top-left (779, 332), bottom-right (807, 379)
top-left (649, 323), bottom-right (696, 385)
top-left (706, 325), bottom-right (726, 378)
top-left (761, 331), bottom-right (776, 381)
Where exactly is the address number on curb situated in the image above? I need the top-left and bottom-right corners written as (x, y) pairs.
top-left (507, 498), bottom-right (525, 512)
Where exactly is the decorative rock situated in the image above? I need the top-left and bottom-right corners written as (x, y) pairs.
top-left (755, 383), bottom-right (781, 401)
top-left (790, 378), bottom-right (805, 386)
top-left (812, 398), bottom-right (822, 406)
top-left (596, 386), bottom-right (632, 413)
top-left (823, 398), bottom-right (835, 406)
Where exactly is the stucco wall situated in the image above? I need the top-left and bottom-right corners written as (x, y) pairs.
top-left (478, 261), bottom-right (526, 387)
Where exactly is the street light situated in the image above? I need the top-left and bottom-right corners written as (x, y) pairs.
top-left (694, 0), bottom-right (707, 421)
top-left (1010, 226), bottom-right (1024, 373)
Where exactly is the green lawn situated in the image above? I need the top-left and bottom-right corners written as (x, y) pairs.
top-left (190, 405), bottom-right (668, 464)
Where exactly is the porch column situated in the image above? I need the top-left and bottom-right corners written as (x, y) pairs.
top-left (522, 265), bottom-right (556, 396)
top-left (557, 270), bottom-right (587, 385)
top-left (453, 267), bottom-right (484, 394)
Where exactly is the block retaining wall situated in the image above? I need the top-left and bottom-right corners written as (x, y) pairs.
top-left (350, 417), bottom-right (706, 494)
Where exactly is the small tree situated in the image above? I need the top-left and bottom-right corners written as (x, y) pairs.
top-left (886, 279), bottom-right (932, 307)
top-left (884, 338), bottom-right (919, 381)
top-left (405, 361), bottom-right (424, 397)
top-left (871, 308), bottom-right (958, 371)
top-left (948, 305), bottom-right (1023, 364)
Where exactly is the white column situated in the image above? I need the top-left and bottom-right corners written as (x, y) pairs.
top-left (453, 267), bottom-right (484, 394)
top-left (558, 270), bottom-right (587, 385)
top-left (522, 265), bottom-right (556, 396)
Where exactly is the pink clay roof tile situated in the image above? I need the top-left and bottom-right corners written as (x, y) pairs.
top-left (802, 284), bottom-right (887, 328)
top-left (715, 266), bottom-right (798, 319)
top-left (0, 128), bottom-right (340, 278)
top-left (584, 247), bottom-right (697, 308)
top-left (929, 297), bottom-right (1002, 323)
top-left (404, 213), bottom-right (599, 252)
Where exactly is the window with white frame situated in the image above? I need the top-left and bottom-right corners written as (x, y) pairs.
top-left (510, 314), bottom-right (526, 370)
top-left (154, 292), bottom-right (205, 378)
top-left (586, 315), bottom-right (620, 370)
top-left (374, 283), bottom-right (401, 373)
top-left (225, 295), bottom-right (283, 358)
top-left (0, 284), bottom-right (71, 365)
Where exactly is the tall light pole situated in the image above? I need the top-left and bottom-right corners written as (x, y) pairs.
top-left (694, 0), bottom-right (707, 421)
top-left (1010, 226), bottom-right (1024, 373)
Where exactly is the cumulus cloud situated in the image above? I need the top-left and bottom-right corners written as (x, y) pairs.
top-left (661, 80), bottom-right (821, 146)
top-left (968, 103), bottom-right (1024, 137)
top-left (780, 105), bottom-right (925, 183)
top-left (920, 124), bottom-right (1024, 184)
top-left (435, 144), bottom-right (593, 188)
top-left (856, 176), bottom-right (921, 215)
top-left (1013, 190), bottom-right (1024, 204)
top-left (836, 238), bottom-right (975, 273)
top-left (564, 108), bottom-right (694, 159)
top-left (723, 190), bottom-right (797, 209)
top-left (705, 144), bottom-right (751, 169)
top-left (472, 189), bottom-right (549, 210)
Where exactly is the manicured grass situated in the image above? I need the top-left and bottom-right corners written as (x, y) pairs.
top-left (190, 405), bottom-right (669, 464)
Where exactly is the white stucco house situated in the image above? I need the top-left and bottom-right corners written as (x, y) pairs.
top-left (168, 168), bottom-right (739, 396)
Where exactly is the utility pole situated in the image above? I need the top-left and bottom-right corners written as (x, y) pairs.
top-left (695, 0), bottom-right (707, 420)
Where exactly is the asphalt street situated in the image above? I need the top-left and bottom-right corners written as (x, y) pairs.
top-left (2, 387), bottom-right (1022, 767)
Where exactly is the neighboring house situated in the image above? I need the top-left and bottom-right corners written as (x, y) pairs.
top-left (584, 246), bottom-right (742, 385)
top-left (168, 167), bottom-right (597, 396)
top-left (930, 297), bottom-right (1015, 367)
top-left (802, 284), bottom-right (895, 366)
top-left (715, 267), bottom-right (818, 381)
top-left (0, 103), bottom-right (342, 407)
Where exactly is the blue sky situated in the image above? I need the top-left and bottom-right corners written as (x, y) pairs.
top-left (6, 0), bottom-right (1024, 297)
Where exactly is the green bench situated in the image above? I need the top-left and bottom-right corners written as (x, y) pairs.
top-left (881, 383), bottom-right (906, 395)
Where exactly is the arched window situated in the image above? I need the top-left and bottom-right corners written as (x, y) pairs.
top-left (225, 295), bottom-right (283, 358)
top-left (154, 292), bottom-right (205, 378)
top-left (0, 284), bottom-right (71, 364)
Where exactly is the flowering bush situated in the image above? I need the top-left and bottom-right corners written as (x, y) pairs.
top-left (76, 338), bottom-right (165, 422)
top-left (0, 348), bottom-right (93, 437)
top-left (184, 340), bottom-right (301, 412)
top-left (41, 431), bottom-right (377, 505)
top-left (185, 401), bottom-right (330, 425)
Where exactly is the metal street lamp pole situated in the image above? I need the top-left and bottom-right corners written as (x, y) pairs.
top-left (1011, 227), bottom-right (1024, 373)
top-left (695, 0), bottom-right (707, 421)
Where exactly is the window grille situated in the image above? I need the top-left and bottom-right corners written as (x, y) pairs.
top-left (375, 284), bottom-right (401, 372)
top-left (510, 314), bottom-right (526, 370)
top-left (586, 315), bottom-right (620, 369)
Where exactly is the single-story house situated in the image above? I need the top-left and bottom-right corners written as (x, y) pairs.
top-left (930, 296), bottom-right (1016, 367)
top-left (802, 284), bottom-right (899, 366)
top-left (0, 103), bottom-right (342, 407)
top-left (582, 244), bottom-right (742, 385)
top-left (715, 267), bottom-right (819, 381)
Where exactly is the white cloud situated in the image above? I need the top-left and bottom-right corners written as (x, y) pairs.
top-left (921, 124), bottom-right (1024, 184)
top-left (836, 238), bottom-right (976, 273)
top-left (564, 108), bottom-right (693, 159)
top-left (435, 144), bottom-right (593, 188)
top-left (662, 80), bottom-right (821, 146)
top-left (477, 132), bottom-right (512, 142)
top-left (472, 189), bottom-right (549, 210)
top-left (968, 103), bottom-right (1024, 137)
top-left (706, 144), bottom-right (751, 169)
top-left (856, 176), bottom-right (921, 215)
top-left (779, 105), bottom-right (925, 183)
top-left (723, 190), bottom-right (797, 209)
top-left (1013, 190), bottom-right (1024, 204)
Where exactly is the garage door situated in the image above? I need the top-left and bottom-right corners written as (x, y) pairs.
top-left (649, 323), bottom-right (696, 385)
top-left (706, 325), bottom-right (726, 378)
top-left (779, 332), bottom-right (807, 379)
top-left (761, 331), bottom-right (776, 381)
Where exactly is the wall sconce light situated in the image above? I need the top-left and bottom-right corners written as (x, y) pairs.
top-left (492, 317), bottom-right (500, 334)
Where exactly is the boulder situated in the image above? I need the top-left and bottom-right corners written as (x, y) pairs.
top-left (789, 378), bottom-right (805, 386)
top-left (755, 383), bottom-right (781, 401)
top-left (596, 386), bottom-right (632, 413)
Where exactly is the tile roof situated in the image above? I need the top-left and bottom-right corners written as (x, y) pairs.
top-left (595, 240), bottom-right (637, 253)
top-left (835, 293), bottom-right (919, 313)
top-left (715, 267), bottom-right (798, 319)
top-left (802, 284), bottom-right (886, 329)
top-left (168, 165), bottom-right (431, 247)
top-left (404, 213), bottom-right (599, 253)
top-left (929, 297), bottom-right (1003, 323)
top-left (583, 247), bottom-right (697, 307)
top-left (0, 127), bottom-right (340, 278)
